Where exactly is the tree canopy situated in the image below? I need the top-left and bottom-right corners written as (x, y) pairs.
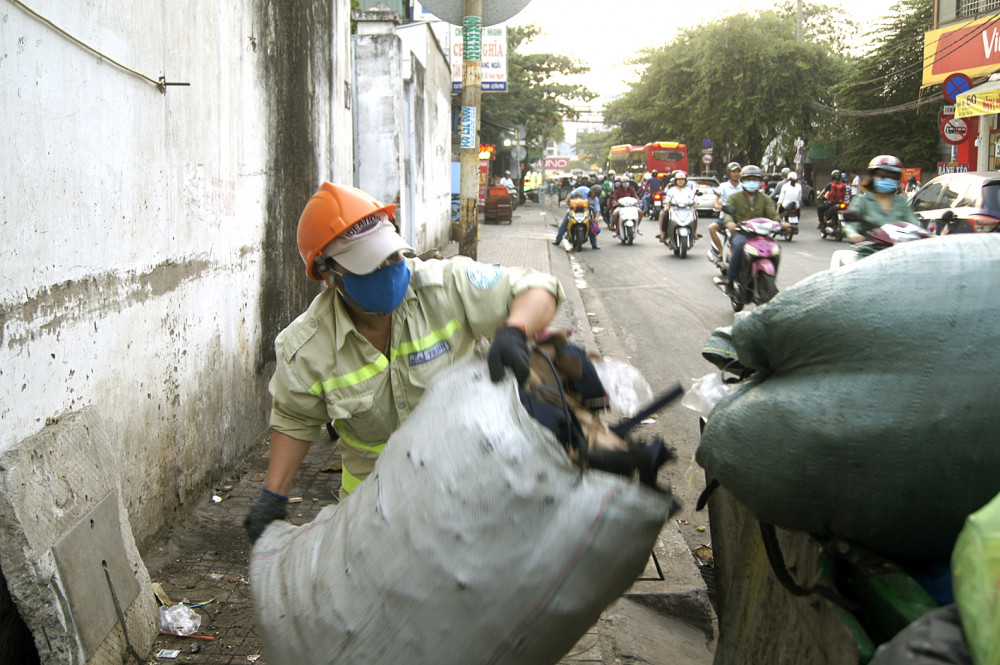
top-left (604, 10), bottom-right (847, 168)
top-left (833, 0), bottom-right (940, 169)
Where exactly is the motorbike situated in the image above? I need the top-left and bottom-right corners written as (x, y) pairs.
top-left (780, 202), bottom-right (800, 241)
top-left (648, 190), bottom-right (665, 229)
top-left (615, 196), bottom-right (640, 246)
top-left (506, 185), bottom-right (518, 211)
top-left (821, 202), bottom-right (848, 241)
top-left (567, 198), bottom-right (593, 251)
top-left (829, 211), bottom-right (934, 269)
top-left (666, 204), bottom-right (698, 258)
top-left (713, 214), bottom-right (784, 312)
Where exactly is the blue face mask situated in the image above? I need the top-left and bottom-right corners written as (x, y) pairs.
top-left (340, 260), bottom-right (411, 314)
top-left (873, 177), bottom-right (898, 194)
top-left (742, 180), bottom-right (761, 193)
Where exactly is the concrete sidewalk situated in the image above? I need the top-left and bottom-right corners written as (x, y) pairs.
top-left (142, 201), bottom-right (715, 664)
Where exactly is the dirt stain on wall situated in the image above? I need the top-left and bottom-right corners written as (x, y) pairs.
top-left (255, 0), bottom-right (333, 375)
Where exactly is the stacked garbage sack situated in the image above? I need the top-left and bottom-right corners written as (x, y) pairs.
top-left (249, 355), bottom-right (675, 665)
top-left (696, 234), bottom-right (1000, 561)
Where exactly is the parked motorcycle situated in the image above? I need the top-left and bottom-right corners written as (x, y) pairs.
top-left (567, 198), bottom-right (593, 251)
top-left (829, 211), bottom-right (934, 268)
top-left (616, 196), bottom-right (640, 246)
top-left (780, 202), bottom-right (799, 241)
top-left (821, 202), bottom-right (848, 241)
top-left (714, 216), bottom-right (784, 312)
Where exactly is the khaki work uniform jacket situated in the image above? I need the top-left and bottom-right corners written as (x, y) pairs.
top-left (268, 257), bottom-right (564, 496)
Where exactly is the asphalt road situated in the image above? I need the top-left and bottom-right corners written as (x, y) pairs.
top-left (565, 208), bottom-right (847, 550)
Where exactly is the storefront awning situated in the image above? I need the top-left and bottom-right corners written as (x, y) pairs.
top-left (955, 80), bottom-right (1000, 118)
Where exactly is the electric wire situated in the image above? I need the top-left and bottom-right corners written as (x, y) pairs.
top-left (10, 0), bottom-right (167, 89)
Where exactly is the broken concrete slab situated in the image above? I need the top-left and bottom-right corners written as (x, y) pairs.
top-left (0, 408), bottom-right (157, 664)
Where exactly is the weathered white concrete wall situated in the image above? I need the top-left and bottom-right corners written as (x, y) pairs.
top-left (354, 10), bottom-right (451, 251)
top-left (0, 0), bottom-right (353, 557)
top-left (399, 21), bottom-right (453, 251)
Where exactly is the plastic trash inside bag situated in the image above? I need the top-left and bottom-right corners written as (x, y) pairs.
top-left (250, 354), bottom-right (676, 665)
top-left (592, 358), bottom-right (654, 418)
top-left (681, 372), bottom-right (730, 420)
top-left (158, 603), bottom-right (201, 636)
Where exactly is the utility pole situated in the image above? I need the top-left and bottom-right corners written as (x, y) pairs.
top-left (796, 0), bottom-right (803, 42)
top-left (458, 0), bottom-right (482, 259)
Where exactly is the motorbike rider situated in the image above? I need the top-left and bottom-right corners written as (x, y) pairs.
top-left (776, 171), bottom-right (802, 216)
top-left (659, 170), bottom-right (696, 244)
top-left (641, 170), bottom-right (664, 216)
top-left (844, 155), bottom-right (919, 243)
top-left (609, 177), bottom-right (641, 238)
top-left (769, 167), bottom-right (792, 202)
top-left (724, 165), bottom-right (786, 297)
top-left (816, 169), bottom-right (847, 229)
top-left (554, 183), bottom-right (601, 248)
top-left (709, 162), bottom-right (742, 263)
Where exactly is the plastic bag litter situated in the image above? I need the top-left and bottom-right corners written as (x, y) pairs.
top-left (681, 373), bottom-right (730, 420)
top-left (249, 355), bottom-right (675, 665)
top-left (592, 358), bottom-right (653, 417)
top-left (158, 603), bottom-right (201, 636)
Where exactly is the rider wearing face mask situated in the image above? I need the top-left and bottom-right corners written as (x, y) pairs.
top-left (724, 165), bottom-right (781, 296)
top-left (844, 155), bottom-right (919, 243)
top-left (244, 183), bottom-right (563, 542)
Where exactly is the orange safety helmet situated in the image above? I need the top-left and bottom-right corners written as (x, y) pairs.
top-left (297, 183), bottom-right (397, 281)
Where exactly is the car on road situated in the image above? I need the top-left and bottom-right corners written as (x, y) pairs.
top-left (690, 177), bottom-right (720, 219)
top-left (909, 172), bottom-right (1000, 233)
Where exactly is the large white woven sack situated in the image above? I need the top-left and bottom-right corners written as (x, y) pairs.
top-left (249, 354), bottom-right (673, 665)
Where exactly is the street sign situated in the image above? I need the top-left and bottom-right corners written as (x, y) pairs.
top-left (511, 145), bottom-right (527, 161)
top-left (701, 153), bottom-right (713, 165)
top-left (943, 72), bottom-right (973, 103)
top-left (703, 138), bottom-right (713, 148)
top-left (544, 156), bottom-right (570, 170)
top-left (941, 116), bottom-right (969, 144)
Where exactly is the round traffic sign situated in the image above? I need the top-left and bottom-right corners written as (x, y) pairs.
top-left (421, 0), bottom-right (532, 26)
top-left (701, 153), bottom-right (714, 165)
top-left (511, 145), bottom-right (527, 161)
top-left (943, 73), bottom-right (973, 103)
top-left (703, 138), bottom-right (713, 148)
top-left (942, 117), bottom-right (969, 144)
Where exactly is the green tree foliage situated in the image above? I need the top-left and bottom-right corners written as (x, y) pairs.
top-left (574, 129), bottom-right (619, 170)
top-left (604, 11), bottom-right (847, 166)
top-left (480, 25), bottom-right (595, 161)
top-left (834, 0), bottom-right (939, 169)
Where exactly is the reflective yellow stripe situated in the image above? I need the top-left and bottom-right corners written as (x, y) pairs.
top-left (392, 318), bottom-right (462, 359)
top-left (341, 466), bottom-right (361, 494)
top-left (307, 355), bottom-right (389, 395)
top-left (334, 420), bottom-right (386, 454)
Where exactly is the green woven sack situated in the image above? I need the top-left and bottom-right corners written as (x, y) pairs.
top-left (697, 235), bottom-right (1000, 559)
top-left (952, 491), bottom-right (1000, 665)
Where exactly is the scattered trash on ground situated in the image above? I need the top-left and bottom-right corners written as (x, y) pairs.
top-left (692, 545), bottom-right (714, 567)
top-left (155, 649), bottom-right (181, 659)
top-left (152, 582), bottom-right (173, 606)
top-left (159, 603), bottom-right (202, 636)
top-left (287, 497), bottom-right (303, 503)
top-left (321, 462), bottom-right (343, 472)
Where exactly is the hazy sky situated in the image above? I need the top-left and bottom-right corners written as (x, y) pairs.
top-left (505, 0), bottom-right (903, 99)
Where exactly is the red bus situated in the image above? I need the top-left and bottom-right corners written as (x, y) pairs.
top-left (607, 142), bottom-right (688, 176)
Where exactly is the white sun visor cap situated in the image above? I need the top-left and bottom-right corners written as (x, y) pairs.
top-left (323, 212), bottom-right (415, 275)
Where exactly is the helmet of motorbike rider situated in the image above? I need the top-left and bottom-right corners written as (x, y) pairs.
top-left (589, 185), bottom-right (602, 198)
top-left (673, 170), bottom-right (687, 185)
top-left (787, 171), bottom-right (798, 181)
top-left (867, 155), bottom-right (903, 195)
top-left (608, 170), bottom-right (617, 177)
top-left (739, 165), bottom-right (764, 193)
top-left (651, 169), bottom-right (659, 178)
top-left (780, 167), bottom-right (791, 177)
top-left (643, 172), bottom-right (652, 181)
top-left (831, 169), bottom-right (841, 179)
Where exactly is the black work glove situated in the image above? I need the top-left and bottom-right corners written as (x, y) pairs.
top-left (244, 487), bottom-right (288, 544)
top-left (488, 325), bottom-right (530, 384)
